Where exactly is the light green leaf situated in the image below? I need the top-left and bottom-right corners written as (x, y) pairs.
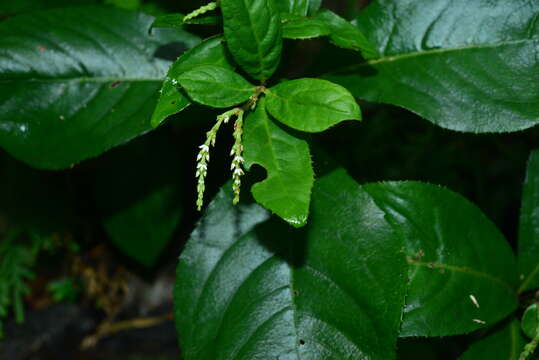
top-left (175, 169), bottom-right (408, 360)
top-left (522, 304), bottom-right (538, 339)
top-left (275, 0), bottom-right (308, 16)
top-left (152, 36), bottom-right (233, 127)
top-left (281, 13), bottom-right (330, 40)
top-left (221, 0), bottom-right (282, 82)
top-left (265, 78), bottom-right (361, 132)
top-left (326, 0), bottom-right (539, 133)
top-left (243, 98), bottom-right (314, 227)
top-left (364, 182), bottom-right (519, 337)
top-left (315, 9), bottom-right (378, 59)
top-left (0, 6), bottom-right (200, 169)
top-left (518, 149), bottom-right (539, 293)
top-left (459, 319), bottom-right (526, 360)
top-left (177, 65), bottom-right (256, 108)
top-left (94, 131), bottom-right (182, 268)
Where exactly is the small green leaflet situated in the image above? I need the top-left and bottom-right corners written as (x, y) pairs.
top-left (177, 65), bottom-right (256, 108)
top-left (521, 304), bottom-right (538, 339)
top-left (243, 98), bottom-right (314, 227)
top-left (221, 0), bottom-right (282, 82)
top-left (151, 36), bottom-right (233, 127)
top-left (151, 13), bottom-right (184, 28)
top-left (265, 78), bottom-right (361, 132)
top-left (281, 13), bottom-right (330, 39)
top-left (315, 9), bottom-right (378, 59)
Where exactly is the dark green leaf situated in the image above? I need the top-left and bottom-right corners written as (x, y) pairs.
top-left (459, 319), bottom-right (526, 360)
top-left (243, 98), bottom-right (314, 227)
top-left (364, 182), bottom-right (519, 337)
top-left (184, 15), bottom-right (220, 25)
top-left (177, 65), bottom-right (255, 108)
top-left (281, 13), bottom-right (330, 40)
top-left (151, 36), bottom-right (233, 128)
top-left (518, 150), bottom-right (539, 293)
top-left (326, 0), bottom-right (539, 133)
top-left (151, 13), bottom-right (184, 29)
top-left (275, 0), bottom-right (308, 16)
top-left (265, 78), bottom-right (361, 132)
top-left (315, 9), bottom-right (378, 59)
top-left (221, 0), bottom-right (283, 82)
top-left (94, 131), bottom-right (182, 268)
top-left (0, 7), bottom-right (199, 169)
top-left (175, 169), bottom-right (408, 359)
top-left (522, 304), bottom-right (538, 339)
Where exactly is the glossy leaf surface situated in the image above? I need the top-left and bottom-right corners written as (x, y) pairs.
top-left (0, 7), bottom-right (199, 169)
top-left (281, 14), bottom-right (330, 40)
top-left (275, 0), bottom-right (309, 16)
top-left (326, 0), bottom-right (539, 133)
top-left (459, 319), bottom-right (526, 360)
top-left (175, 169), bottom-right (408, 360)
top-left (522, 304), bottom-right (538, 339)
top-left (94, 131), bottom-right (182, 267)
top-left (315, 9), bottom-right (378, 59)
top-left (365, 182), bottom-right (519, 336)
top-left (518, 149), bottom-right (539, 293)
top-left (151, 36), bottom-right (232, 127)
top-left (177, 65), bottom-right (255, 108)
top-left (221, 0), bottom-right (282, 81)
top-left (265, 78), bottom-right (361, 132)
top-left (243, 98), bottom-right (314, 227)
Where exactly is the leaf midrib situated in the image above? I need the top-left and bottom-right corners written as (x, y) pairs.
top-left (329, 37), bottom-right (536, 73)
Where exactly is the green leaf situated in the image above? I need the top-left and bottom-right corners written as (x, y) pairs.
top-left (177, 65), bottom-right (256, 108)
top-left (459, 319), bottom-right (526, 360)
top-left (151, 36), bottom-right (233, 128)
top-left (522, 304), bottom-right (538, 339)
top-left (265, 78), bottom-right (361, 132)
top-left (175, 169), bottom-right (408, 359)
top-left (364, 182), bottom-right (519, 337)
top-left (0, 7), bottom-right (199, 169)
top-left (221, 0), bottom-right (283, 82)
top-left (281, 13), bottom-right (330, 40)
top-left (315, 9), bottom-right (378, 59)
top-left (94, 131), bottom-right (182, 268)
top-left (518, 149), bottom-right (539, 293)
top-left (326, 0), bottom-right (539, 133)
top-left (275, 0), bottom-right (308, 16)
top-left (243, 98), bottom-right (314, 227)
top-left (151, 13), bottom-right (185, 29)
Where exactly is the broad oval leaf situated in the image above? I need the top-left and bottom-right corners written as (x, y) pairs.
top-left (151, 36), bottom-right (233, 128)
top-left (243, 98), bottom-right (314, 227)
top-left (459, 319), bottom-right (525, 360)
top-left (177, 65), bottom-right (256, 108)
top-left (281, 14), bottom-right (330, 40)
top-left (94, 131), bottom-right (182, 268)
top-left (265, 78), bottom-right (361, 132)
top-left (0, 6), bottom-right (200, 169)
top-left (364, 182), bottom-right (519, 337)
top-left (175, 169), bottom-right (408, 360)
top-left (326, 0), bottom-right (539, 133)
top-left (275, 0), bottom-right (308, 16)
top-left (518, 149), bottom-right (539, 293)
top-left (221, 0), bottom-right (282, 82)
top-left (315, 9), bottom-right (378, 59)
